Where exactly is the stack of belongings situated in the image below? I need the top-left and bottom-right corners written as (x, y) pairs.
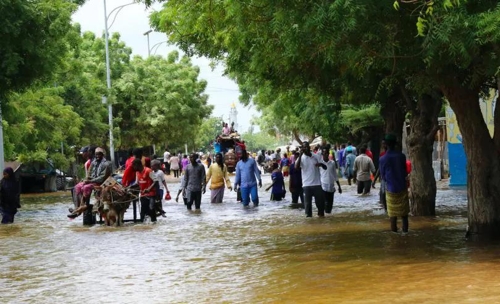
top-left (94, 176), bottom-right (137, 213)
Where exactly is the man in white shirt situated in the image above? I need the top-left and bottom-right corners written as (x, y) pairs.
top-left (163, 148), bottom-right (171, 175)
top-left (320, 148), bottom-right (342, 214)
top-left (295, 141), bottom-right (327, 217)
top-left (354, 146), bottom-right (376, 195)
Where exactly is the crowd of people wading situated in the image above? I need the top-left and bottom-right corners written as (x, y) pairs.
top-left (1, 124), bottom-right (411, 234)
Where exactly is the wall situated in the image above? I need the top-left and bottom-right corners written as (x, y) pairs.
top-left (446, 90), bottom-right (498, 186)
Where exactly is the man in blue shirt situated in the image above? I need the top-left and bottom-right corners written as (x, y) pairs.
top-left (347, 142), bottom-right (357, 156)
top-left (337, 144), bottom-right (346, 177)
top-left (379, 134), bottom-right (409, 233)
top-left (214, 137), bottom-right (222, 154)
top-left (234, 150), bottom-right (262, 207)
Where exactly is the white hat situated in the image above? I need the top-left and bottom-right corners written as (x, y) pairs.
top-left (95, 147), bottom-right (106, 155)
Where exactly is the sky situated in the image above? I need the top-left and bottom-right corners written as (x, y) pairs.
top-left (72, 0), bottom-right (259, 132)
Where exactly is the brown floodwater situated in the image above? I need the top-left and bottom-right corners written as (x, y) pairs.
top-left (1, 175), bottom-right (499, 304)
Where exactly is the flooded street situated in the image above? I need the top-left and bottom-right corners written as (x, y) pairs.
top-left (1, 174), bottom-right (500, 303)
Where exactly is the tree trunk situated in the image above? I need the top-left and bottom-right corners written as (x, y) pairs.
top-left (442, 83), bottom-right (500, 238)
top-left (380, 93), bottom-right (406, 148)
top-left (407, 93), bottom-right (442, 216)
top-left (293, 129), bottom-right (303, 145)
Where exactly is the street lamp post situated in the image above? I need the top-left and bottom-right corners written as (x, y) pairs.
top-left (103, 0), bottom-right (135, 168)
top-left (143, 30), bottom-right (168, 56)
top-left (150, 41), bottom-right (167, 55)
top-left (143, 30), bottom-right (168, 155)
top-left (143, 30), bottom-right (152, 56)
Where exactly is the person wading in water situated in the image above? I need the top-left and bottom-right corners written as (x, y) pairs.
top-left (320, 147), bottom-right (342, 214)
top-left (379, 134), bottom-right (410, 234)
top-left (205, 152), bottom-right (232, 204)
top-left (182, 153), bottom-right (206, 211)
top-left (295, 141), bottom-right (327, 218)
top-left (0, 167), bottom-right (20, 224)
top-left (234, 150), bottom-right (262, 208)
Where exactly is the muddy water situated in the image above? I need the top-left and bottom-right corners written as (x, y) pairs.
top-left (1, 175), bottom-right (500, 303)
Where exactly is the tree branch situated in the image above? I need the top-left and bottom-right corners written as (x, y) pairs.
top-left (293, 129), bottom-right (302, 145)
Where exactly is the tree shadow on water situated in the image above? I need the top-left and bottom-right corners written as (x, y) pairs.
top-left (255, 215), bottom-right (500, 265)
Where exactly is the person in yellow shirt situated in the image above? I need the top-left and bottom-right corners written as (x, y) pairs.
top-left (205, 153), bottom-right (233, 203)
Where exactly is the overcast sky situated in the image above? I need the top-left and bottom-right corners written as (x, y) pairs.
top-left (72, 0), bottom-right (259, 132)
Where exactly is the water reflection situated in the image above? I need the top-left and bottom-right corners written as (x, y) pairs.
top-left (1, 177), bottom-right (499, 303)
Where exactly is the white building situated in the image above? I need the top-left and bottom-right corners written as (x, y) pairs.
top-left (228, 102), bottom-right (239, 132)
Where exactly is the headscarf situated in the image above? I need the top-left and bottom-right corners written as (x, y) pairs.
top-left (3, 167), bottom-right (15, 179)
top-left (1, 167), bottom-right (20, 209)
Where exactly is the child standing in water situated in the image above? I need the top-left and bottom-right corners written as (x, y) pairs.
top-left (151, 160), bottom-right (168, 217)
top-left (0, 167), bottom-right (20, 224)
top-left (266, 163), bottom-right (286, 201)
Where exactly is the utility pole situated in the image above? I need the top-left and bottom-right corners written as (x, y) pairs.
top-left (103, 0), bottom-right (136, 168)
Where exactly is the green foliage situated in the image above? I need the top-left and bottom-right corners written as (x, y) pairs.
top-left (56, 29), bottom-right (115, 146)
top-left (148, 0), bottom-right (407, 143)
top-left (0, 20), bottom-right (211, 169)
top-left (392, 0), bottom-right (466, 36)
top-left (113, 53), bottom-right (212, 149)
top-left (251, 86), bottom-right (341, 142)
top-left (341, 104), bottom-right (384, 136)
top-left (194, 117), bottom-right (221, 151)
top-left (3, 87), bottom-right (83, 162)
top-left (241, 132), bottom-right (287, 152)
top-left (0, 0), bottom-right (76, 98)
top-left (50, 152), bottom-right (74, 172)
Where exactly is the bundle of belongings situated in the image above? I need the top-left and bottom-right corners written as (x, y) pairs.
top-left (94, 176), bottom-right (137, 226)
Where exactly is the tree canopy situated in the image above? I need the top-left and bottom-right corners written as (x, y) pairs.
top-left (0, 0), bottom-right (76, 98)
top-left (114, 52), bottom-right (212, 149)
top-left (1, 20), bottom-right (212, 169)
top-left (148, 0), bottom-right (500, 235)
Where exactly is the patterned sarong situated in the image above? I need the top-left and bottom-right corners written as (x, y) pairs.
top-left (386, 189), bottom-right (409, 217)
top-left (282, 166), bottom-right (289, 177)
top-left (210, 187), bottom-right (225, 204)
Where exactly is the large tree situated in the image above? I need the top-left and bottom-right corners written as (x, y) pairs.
top-left (149, 0), bottom-right (500, 236)
top-left (58, 30), bottom-right (132, 147)
top-left (416, 1), bottom-right (500, 236)
top-left (0, 0), bottom-right (76, 98)
top-left (148, 0), bottom-right (440, 216)
top-left (3, 87), bottom-right (83, 169)
top-left (114, 52), bottom-right (212, 149)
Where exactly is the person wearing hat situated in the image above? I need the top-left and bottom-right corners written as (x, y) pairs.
top-left (69, 147), bottom-right (112, 219)
top-left (379, 134), bottom-right (410, 233)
